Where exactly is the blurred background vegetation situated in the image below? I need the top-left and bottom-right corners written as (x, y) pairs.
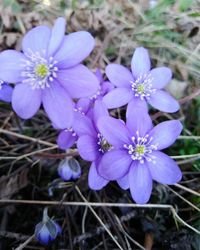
top-left (0, 0), bottom-right (200, 249)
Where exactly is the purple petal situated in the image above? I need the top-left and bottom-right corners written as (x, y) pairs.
top-left (58, 163), bottom-right (73, 181)
top-left (101, 80), bottom-right (114, 96)
top-left (0, 50), bottom-right (25, 82)
top-left (76, 98), bottom-right (92, 114)
top-left (57, 130), bottom-right (77, 150)
top-left (97, 116), bottom-right (131, 148)
top-left (129, 161), bottom-right (152, 204)
top-left (73, 112), bottom-right (96, 137)
top-left (0, 84), bottom-right (13, 102)
top-left (148, 90), bottom-right (180, 113)
top-left (58, 158), bottom-right (81, 181)
top-left (54, 31), bottom-right (95, 68)
top-left (103, 88), bottom-right (132, 109)
top-left (148, 120), bottom-right (182, 150)
top-left (95, 68), bottom-right (103, 83)
top-left (147, 151), bottom-right (182, 184)
top-left (42, 81), bottom-right (74, 129)
top-left (126, 97), bottom-right (148, 116)
top-left (150, 67), bottom-right (172, 89)
top-left (117, 174), bottom-right (129, 190)
top-left (77, 135), bottom-right (100, 161)
top-left (88, 162), bottom-right (109, 190)
top-left (48, 17), bottom-right (66, 57)
top-left (131, 47), bottom-right (151, 79)
top-left (57, 64), bottom-right (99, 98)
top-left (22, 26), bottom-right (51, 55)
top-left (126, 105), bottom-right (152, 137)
top-left (106, 64), bottom-right (133, 87)
top-left (36, 225), bottom-right (51, 245)
top-left (55, 222), bottom-right (62, 235)
top-left (98, 149), bottom-right (132, 180)
top-left (93, 100), bottom-right (108, 122)
top-left (12, 83), bottom-right (41, 119)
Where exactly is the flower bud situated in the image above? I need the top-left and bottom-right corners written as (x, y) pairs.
top-left (35, 208), bottom-right (61, 245)
top-left (58, 157), bottom-right (81, 181)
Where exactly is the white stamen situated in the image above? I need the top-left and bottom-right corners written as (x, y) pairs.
top-left (130, 73), bottom-right (156, 100)
top-left (20, 49), bottom-right (58, 90)
top-left (97, 133), bottom-right (112, 153)
top-left (124, 131), bottom-right (158, 164)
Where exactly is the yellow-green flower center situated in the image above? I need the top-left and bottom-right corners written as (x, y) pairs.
top-left (135, 145), bottom-right (145, 155)
top-left (35, 64), bottom-right (49, 78)
top-left (137, 84), bottom-right (145, 94)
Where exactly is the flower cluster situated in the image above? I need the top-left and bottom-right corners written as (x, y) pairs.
top-left (0, 17), bottom-right (183, 243)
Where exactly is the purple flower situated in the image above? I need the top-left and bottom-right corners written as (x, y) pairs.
top-left (97, 104), bottom-right (182, 204)
top-left (57, 128), bottom-right (77, 150)
top-left (103, 47), bottom-right (180, 113)
top-left (58, 157), bottom-right (81, 181)
top-left (0, 80), bottom-right (13, 103)
top-left (35, 208), bottom-right (61, 245)
top-left (0, 17), bottom-right (99, 129)
top-left (78, 69), bottom-right (114, 114)
top-left (76, 100), bottom-right (111, 190)
top-left (56, 98), bottom-right (92, 150)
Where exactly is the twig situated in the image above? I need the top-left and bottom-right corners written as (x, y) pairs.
top-left (166, 186), bottom-right (200, 212)
top-left (174, 183), bottom-right (200, 197)
top-left (0, 199), bottom-right (200, 235)
top-left (73, 211), bottom-right (136, 245)
top-left (0, 128), bottom-right (56, 147)
top-left (178, 135), bottom-right (200, 140)
top-left (177, 156), bottom-right (200, 165)
top-left (75, 186), bottom-right (124, 250)
top-left (14, 145), bottom-right (58, 161)
top-left (0, 231), bottom-right (30, 241)
top-left (114, 214), bottom-right (145, 250)
top-left (14, 235), bottom-right (35, 250)
top-left (171, 153), bottom-right (200, 159)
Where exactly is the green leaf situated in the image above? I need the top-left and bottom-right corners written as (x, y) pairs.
top-left (179, 0), bottom-right (193, 12)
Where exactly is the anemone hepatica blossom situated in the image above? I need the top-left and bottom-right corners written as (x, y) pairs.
top-left (76, 100), bottom-right (112, 190)
top-left (35, 208), bottom-right (61, 245)
top-left (56, 97), bottom-right (93, 150)
top-left (57, 70), bottom-right (114, 150)
top-left (97, 104), bottom-right (182, 204)
top-left (0, 80), bottom-right (13, 103)
top-left (103, 47), bottom-right (180, 113)
top-left (78, 69), bottom-right (114, 115)
top-left (0, 17), bottom-right (99, 129)
top-left (58, 157), bottom-right (81, 181)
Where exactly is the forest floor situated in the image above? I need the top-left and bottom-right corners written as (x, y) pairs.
top-left (0, 0), bottom-right (200, 249)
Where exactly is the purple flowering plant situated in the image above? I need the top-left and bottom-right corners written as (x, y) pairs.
top-left (103, 47), bottom-right (180, 113)
top-left (34, 207), bottom-right (61, 245)
top-left (0, 17), bottom-right (184, 244)
top-left (97, 103), bottom-right (182, 204)
top-left (0, 17), bottom-right (99, 129)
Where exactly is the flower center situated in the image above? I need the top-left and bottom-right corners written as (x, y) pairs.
top-left (97, 133), bottom-right (112, 153)
top-left (130, 73), bottom-right (156, 100)
top-left (137, 84), bottom-right (145, 94)
top-left (35, 64), bottom-right (49, 78)
top-left (135, 145), bottom-right (145, 155)
top-left (124, 131), bottom-right (158, 163)
top-left (21, 49), bottom-right (58, 90)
